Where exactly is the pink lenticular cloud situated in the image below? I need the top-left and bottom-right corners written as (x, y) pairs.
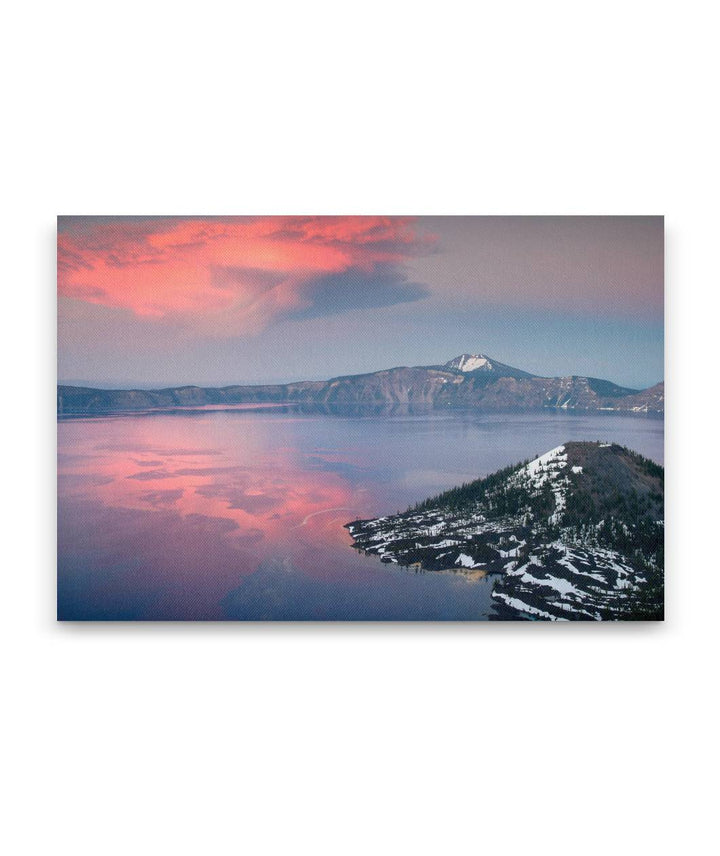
top-left (58, 216), bottom-right (435, 334)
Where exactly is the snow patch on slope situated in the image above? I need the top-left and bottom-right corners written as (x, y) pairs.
top-left (455, 552), bottom-right (483, 568)
top-left (511, 444), bottom-right (573, 522)
top-left (447, 354), bottom-right (493, 373)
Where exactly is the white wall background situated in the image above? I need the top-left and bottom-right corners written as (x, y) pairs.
top-left (2, 2), bottom-right (717, 854)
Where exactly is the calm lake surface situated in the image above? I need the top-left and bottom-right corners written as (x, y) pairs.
top-left (57, 409), bottom-right (664, 620)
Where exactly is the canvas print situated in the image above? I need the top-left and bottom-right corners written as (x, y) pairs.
top-left (57, 216), bottom-right (664, 621)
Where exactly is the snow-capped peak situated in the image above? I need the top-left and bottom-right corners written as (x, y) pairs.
top-left (446, 353), bottom-right (493, 373)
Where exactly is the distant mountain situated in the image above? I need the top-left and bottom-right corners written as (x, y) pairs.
top-left (346, 441), bottom-right (664, 621)
top-left (57, 352), bottom-right (663, 415)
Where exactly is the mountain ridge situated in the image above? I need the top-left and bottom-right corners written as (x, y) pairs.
top-left (57, 352), bottom-right (663, 415)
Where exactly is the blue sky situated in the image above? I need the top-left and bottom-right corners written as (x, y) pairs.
top-left (58, 216), bottom-right (663, 389)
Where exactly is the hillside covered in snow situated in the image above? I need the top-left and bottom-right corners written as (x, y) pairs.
top-left (345, 441), bottom-right (664, 621)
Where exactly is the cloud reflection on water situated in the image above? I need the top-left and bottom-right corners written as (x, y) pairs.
top-left (58, 413), bottom-right (372, 618)
top-left (57, 409), bottom-right (663, 620)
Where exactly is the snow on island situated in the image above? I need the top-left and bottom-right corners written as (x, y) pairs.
top-left (345, 441), bottom-right (664, 621)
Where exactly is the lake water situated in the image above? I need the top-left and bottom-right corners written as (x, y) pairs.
top-left (57, 408), bottom-right (664, 620)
